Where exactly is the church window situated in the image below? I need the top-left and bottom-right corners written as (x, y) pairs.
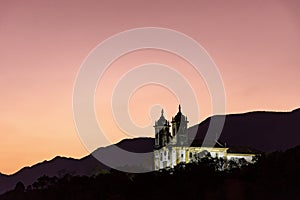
top-left (189, 152), bottom-right (192, 158)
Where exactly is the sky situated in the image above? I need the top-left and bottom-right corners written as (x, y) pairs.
top-left (1, 0), bottom-right (300, 174)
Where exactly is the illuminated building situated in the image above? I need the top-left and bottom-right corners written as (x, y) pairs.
top-left (154, 105), bottom-right (257, 170)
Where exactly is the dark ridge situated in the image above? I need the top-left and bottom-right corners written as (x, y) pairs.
top-left (114, 137), bottom-right (154, 153)
top-left (0, 173), bottom-right (8, 177)
top-left (188, 109), bottom-right (300, 152)
top-left (0, 138), bottom-right (154, 195)
top-left (0, 108), bottom-right (299, 194)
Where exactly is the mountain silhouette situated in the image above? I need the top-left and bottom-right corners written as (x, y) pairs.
top-left (1, 109), bottom-right (300, 194)
top-left (189, 108), bottom-right (300, 152)
top-left (0, 138), bottom-right (152, 194)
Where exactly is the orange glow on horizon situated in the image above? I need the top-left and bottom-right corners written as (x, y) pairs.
top-left (1, 0), bottom-right (300, 174)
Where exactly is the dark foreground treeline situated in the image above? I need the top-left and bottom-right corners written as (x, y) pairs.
top-left (1, 145), bottom-right (300, 200)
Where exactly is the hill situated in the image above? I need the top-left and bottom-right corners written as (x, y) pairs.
top-left (189, 108), bottom-right (300, 152)
top-left (0, 138), bottom-right (152, 194)
top-left (1, 109), bottom-right (300, 194)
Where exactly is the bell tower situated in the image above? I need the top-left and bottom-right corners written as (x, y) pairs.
top-left (154, 109), bottom-right (171, 149)
top-left (171, 105), bottom-right (189, 146)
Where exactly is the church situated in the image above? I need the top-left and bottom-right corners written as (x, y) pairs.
top-left (153, 105), bottom-right (257, 170)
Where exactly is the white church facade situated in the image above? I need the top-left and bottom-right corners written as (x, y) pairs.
top-left (154, 105), bottom-right (257, 171)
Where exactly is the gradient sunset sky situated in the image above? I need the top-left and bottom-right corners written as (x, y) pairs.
top-left (1, 0), bottom-right (300, 174)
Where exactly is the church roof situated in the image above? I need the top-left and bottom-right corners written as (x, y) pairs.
top-left (189, 139), bottom-right (225, 148)
top-left (227, 146), bottom-right (261, 154)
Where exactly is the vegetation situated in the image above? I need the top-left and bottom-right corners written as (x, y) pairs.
top-left (1, 146), bottom-right (300, 200)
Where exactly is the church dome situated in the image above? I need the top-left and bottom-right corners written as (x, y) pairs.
top-left (173, 105), bottom-right (185, 123)
top-left (156, 109), bottom-right (167, 126)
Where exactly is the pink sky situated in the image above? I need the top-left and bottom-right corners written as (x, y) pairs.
top-left (0, 0), bottom-right (300, 174)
